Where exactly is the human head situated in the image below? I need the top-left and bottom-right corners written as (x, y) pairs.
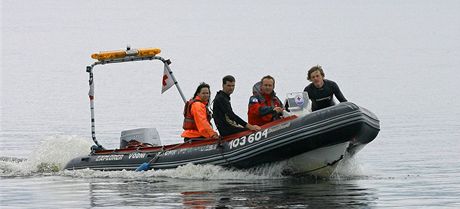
top-left (222, 75), bottom-right (236, 95)
top-left (193, 82), bottom-right (211, 102)
top-left (307, 65), bottom-right (325, 87)
top-left (260, 75), bottom-right (275, 95)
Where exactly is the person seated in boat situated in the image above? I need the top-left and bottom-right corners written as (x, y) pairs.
top-left (181, 82), bottom-right (219, 141)
top-left (213, 75), bottom-right (261, 137)
top-left (304, 65), bottom-right (347, 111)
top-left (248, 75), bottom-right (284, 126)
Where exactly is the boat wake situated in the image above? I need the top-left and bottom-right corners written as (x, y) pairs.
top-left (0, 135), bottom-right (365, 180)
top-left (0, 135), bottom-right (92, 176)
top-left (0, 135), bottom-right (275, 179)
top-left (331, 154), bottom-right (366, 180)
top-left (59, 163), bottom-right (277, 180)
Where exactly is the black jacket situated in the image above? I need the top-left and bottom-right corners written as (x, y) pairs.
top-left (212, 90), bottom-right (248, 136)
top-left (304, 79), bottom-right (347, 111)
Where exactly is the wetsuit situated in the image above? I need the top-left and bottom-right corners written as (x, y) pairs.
top-left (213, 90), bottom-right (248, 137)
top-left (304, 79), bottom-right (347, 111)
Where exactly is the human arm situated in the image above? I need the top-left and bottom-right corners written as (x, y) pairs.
top-left (272, 96), bottom-right (285, 119)
top-left (331, 81), bottom-right (347, 102)
top-left (273, 97), bottom-right (284, 113)
top-left (191, 102), bottom-right (218, 138)
top-left (248, 96), bottom-right (274, 123)
top-left (215, 96), bottom-right (248, 127)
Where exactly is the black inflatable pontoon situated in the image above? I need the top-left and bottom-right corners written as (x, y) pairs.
top-left (64, 47), bottom-right (380, 177)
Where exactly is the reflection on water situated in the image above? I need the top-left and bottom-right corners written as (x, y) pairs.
top-left (2, 0), bottom-right (460, 208)
top-left (84, 177), bottom-right (377, 208)
top-left (0, 154), bottom-right (376, 208)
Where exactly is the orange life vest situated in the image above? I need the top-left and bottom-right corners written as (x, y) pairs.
top-left (182, 98), bottom-right (212, 130)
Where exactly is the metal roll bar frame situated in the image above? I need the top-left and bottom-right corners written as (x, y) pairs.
top-left (86, 55), bottom-right (187, 150)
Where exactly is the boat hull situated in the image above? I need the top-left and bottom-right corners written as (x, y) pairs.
top-left (64, 102), bottom-right (380, 177)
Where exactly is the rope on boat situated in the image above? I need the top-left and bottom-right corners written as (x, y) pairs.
top-left (135, 137), bottom-right (227, 172)
top-left (291, 154), bottom-right (344, 177)
top-left (135, 142), bottom-right (189, 172)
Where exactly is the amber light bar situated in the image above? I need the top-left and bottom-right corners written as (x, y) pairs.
top-left (91, 48), bottom-right (161, 61)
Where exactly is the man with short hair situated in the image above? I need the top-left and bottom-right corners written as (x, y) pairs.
top-left (248, 75), bottom-right (284, 126)
top-left (304, 65), bottom-right (347, 111)
top-left (213, 75), bottom-right (261, 137)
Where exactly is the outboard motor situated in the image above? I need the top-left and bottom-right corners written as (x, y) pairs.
top-left (120, 128), bottom-right (161, 149)
top-left (285, 92), bottom-right (311, 116)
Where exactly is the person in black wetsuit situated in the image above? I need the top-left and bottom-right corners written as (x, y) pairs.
top-left (304, 65), bottom-right (347, 111)
top-left (213, 75), bottom-right (261, 137)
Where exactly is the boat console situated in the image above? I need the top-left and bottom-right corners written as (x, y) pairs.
top-left (285, 92), bottom-right (311, 117)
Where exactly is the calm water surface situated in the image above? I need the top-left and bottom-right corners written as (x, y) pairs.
top-left (2, 0), bottom-right (460, 208)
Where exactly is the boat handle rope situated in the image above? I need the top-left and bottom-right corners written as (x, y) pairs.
top-left (135, 141), bottom-right (192, 171)
top-left (291, 154), bottom-right (344, 177)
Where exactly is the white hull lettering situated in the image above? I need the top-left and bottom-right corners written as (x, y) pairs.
top-left (268, 122), bottom-right (291, 134)
top-left (229, 129), bottom-right (269, 150)
top-left (128, 152), bottom-right (147, 159)
top-left (240, 136), bottom-right (246, 146)
top-left (95, 155), bottom-right (124, 161)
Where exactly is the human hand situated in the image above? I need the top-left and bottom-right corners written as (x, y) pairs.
top-left (247, 124), bottom-right (261, 131)
top-left (282, 110), bottom-right (292, 117)
top-left (211, 133), bottom-right (219, 139)
top-left (273, 107), bottom-right (284, 113)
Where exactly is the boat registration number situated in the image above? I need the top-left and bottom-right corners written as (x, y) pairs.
top-left (229, 129), bottom-right (268, 150)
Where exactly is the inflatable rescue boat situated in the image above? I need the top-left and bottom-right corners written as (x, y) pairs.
top-left (64, 47), bottom-right (380, 177)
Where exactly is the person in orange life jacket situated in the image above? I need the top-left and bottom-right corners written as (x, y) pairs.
top-left (248, 75), bottom-right (284, 126)
top-left (304, 65), bottom-right (347, 111)
top-left (181, 82), bottom-right (219, 140)
top-left (213, 75), bottom-right (261, 137)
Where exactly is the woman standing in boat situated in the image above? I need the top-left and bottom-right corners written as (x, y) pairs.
top-left (181, 82), bottom-right (219, 141)
top-left (304, 65), bottom-right (348, 111)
